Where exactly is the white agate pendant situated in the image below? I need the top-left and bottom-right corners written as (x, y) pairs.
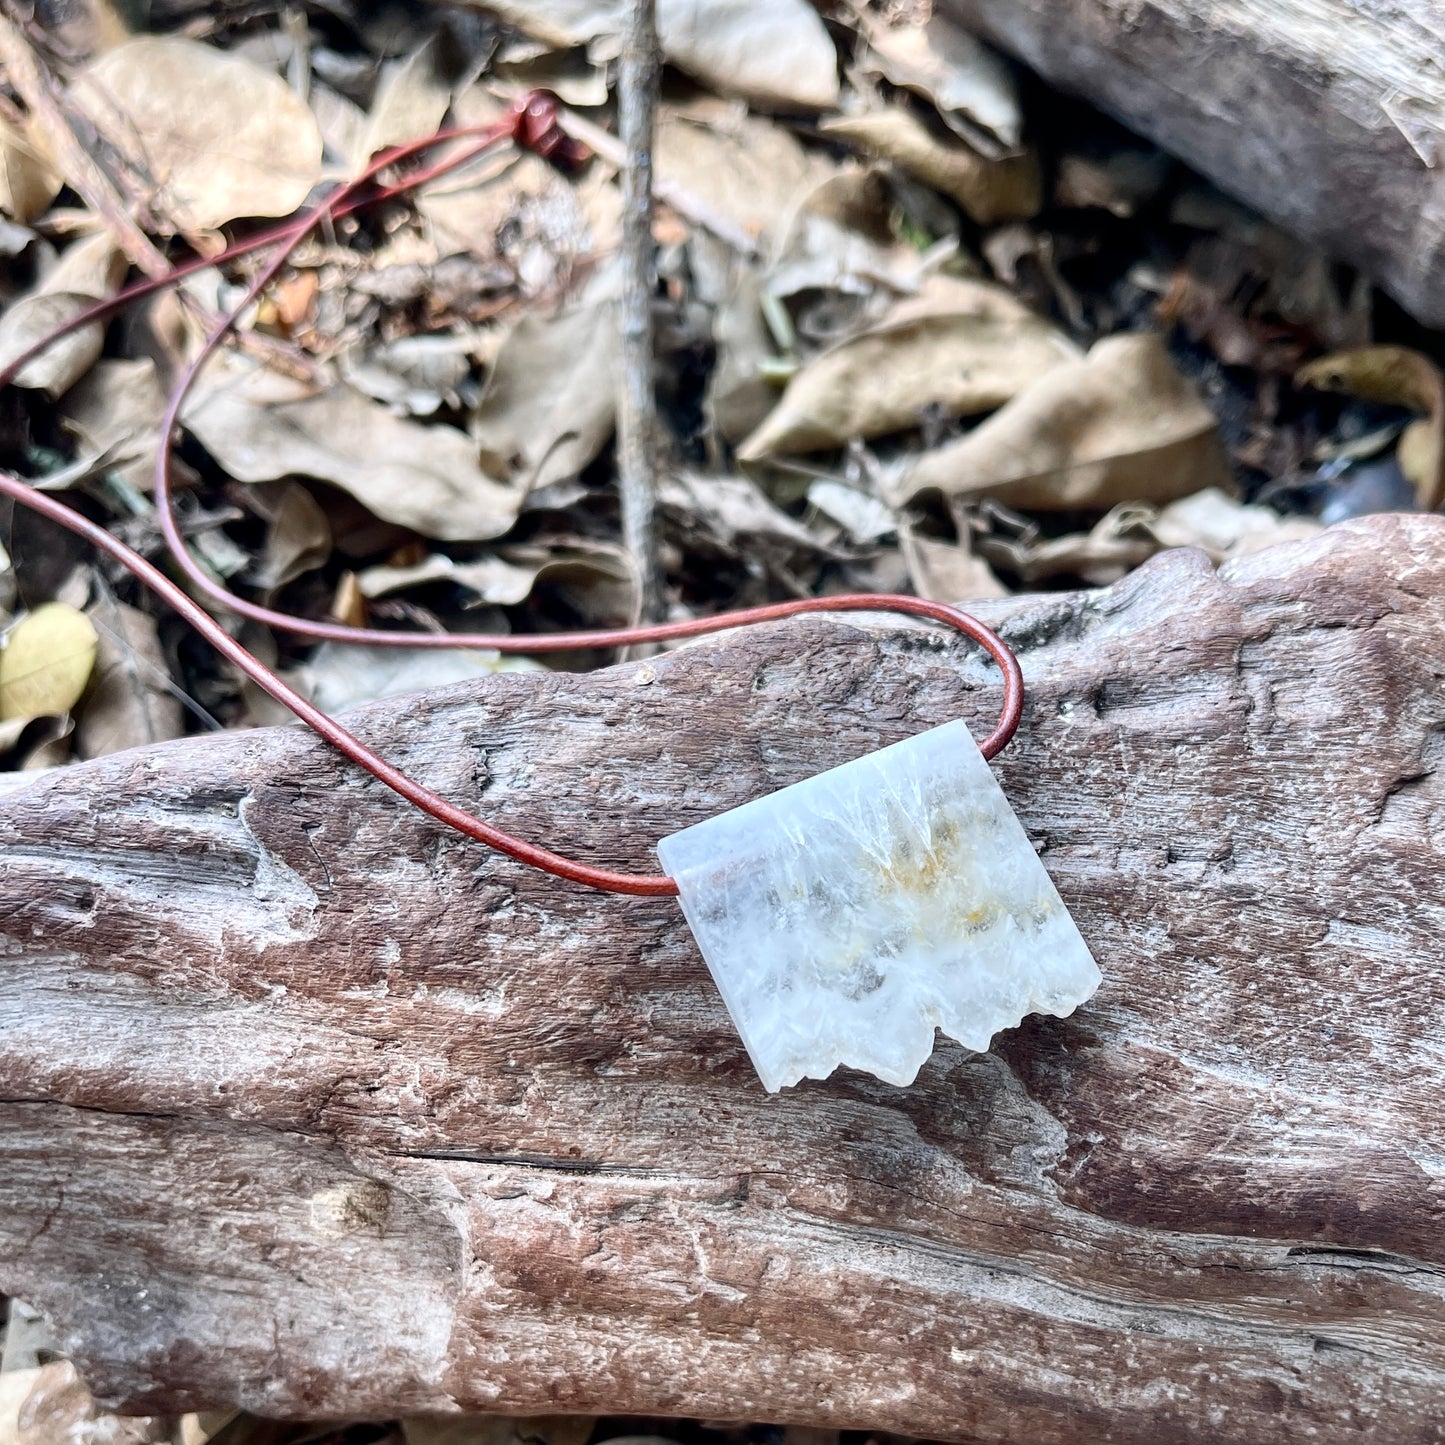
top-left (657, 720), bottom-right (1101, 1092)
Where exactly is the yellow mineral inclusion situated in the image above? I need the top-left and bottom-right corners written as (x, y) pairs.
top-left (658, 720), bottom-right (1101, 1092)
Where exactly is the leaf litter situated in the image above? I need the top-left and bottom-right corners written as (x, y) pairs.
top-left (0, 3), bottom-right (1435, 826)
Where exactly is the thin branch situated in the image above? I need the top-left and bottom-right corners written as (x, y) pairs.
top-left (0, 14), bottom-right (171, 281)
top-left (616, 0), bottom-right (665, 624)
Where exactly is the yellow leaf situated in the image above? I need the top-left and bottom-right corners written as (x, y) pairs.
top-left (1295, 345), bottom-right (1445, 510)
top-left (0, 602), bottom-right (99, 723)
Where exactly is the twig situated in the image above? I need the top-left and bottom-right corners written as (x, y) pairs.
top-left (0, 14), bottom-right (171, 281)
top-left (616, 0), bottom-right (665, 624)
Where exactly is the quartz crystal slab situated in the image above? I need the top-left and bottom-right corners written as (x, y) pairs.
top-left (658, 720), bottom-right (1101, 1092)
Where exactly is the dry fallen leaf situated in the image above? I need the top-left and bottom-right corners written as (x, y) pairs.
top-left (340, 333), bottom-right (476, 416)
top-left (358, 539), bottom-right (633, 617)
top-left (706, 260), bottom-right (779, 442)
top-left (0, 602), bottom-right (98, 723)
top-left (0, 232), bottom-right (127, 397)
top-left (471, 279), bottom-right (620, 496)
top-left (657, 0), bottom-right (839, 111)
top-left (0, 116), bottom-right (62, 222)
top-left (248, 481), bottom-right (333, 591)
top-left (739, 278), bottom-right (1078, 458)
top-left (59, 357), bottom-right (167, 490)
top-left (1295, 345), bottom-right (1445, 510)
top-left (822, 108), bottom-right (1041, 225)
top-left (859, 12), bottom-right (1023, 151)
top-left (807, 479), bottom-right (896, 540)
top-left (1150, 487), bottom-right (1324, 557)
top-left (310, 80), bottom-right (368, 165)
top-left (656, 102), bottom-right (836, 247)
top-left (0, 292), bottom-right (105, 398)
top-left (354, 34), bottom-right (453, 168)
top-left (417, 130), bottom-right (612, 293)
top-left (74, 36), bottom-right (324, 230)
top-left (659, 471), bottom-right (835, 559)
top-left (493, 41), bottom-right (611, 107)
top-left (76, 597), bottom-right (186, 759)
top-left (766, 165), bottom-right (923, 302)
top-left (978, 489), bottom-right (1321, 586)
top-left (184, 354), bottom-right (526, 542)
top-left (476, 0), bottom-right (838, 110)
top-left (899, 521), bottom-right (1008, 600)
top-left (896, 332), bottom-right (1228, 511)
top-left (977, 506), bottom-right (1161, 585)
top-left (296, 642), bottom-right (542, 714)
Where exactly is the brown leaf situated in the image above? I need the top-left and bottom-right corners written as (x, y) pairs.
top-left (75, 597), bottom-right (185, 759)
top-left (1296, 345), bottom-right (1445, 510)
top-left (184, 354), bottom-right (527, 542)
top-left (656, 102), bottom-right (836, 247)
top-left (822, 108), bottom-right (1041, 225)
top-left (978, 490), bottom-right (1321, 586)
top-left (767, 166), bottom-right (925, 302)
top-left (492, 43), bottom-right (610, 108)
top-left (59, 356), bottom-right (167, 490)
top-left (706, 261), bottom-right (780, 443)
top-left (416, 135), bottom-right (612, 290)
top-left (354, 34), bottom-right (452, 168)
top-left (739, 278), bottom-right (1077, 458)
top-left (358, 539), bottom-right (633, 617)
top-left (0, 292), bottom-right (104, 397)
top-left (295, 643), bottom-right (542, 713)
top-left (474, 0), bottom-right (838, 110)
top-left (0, 233), bottom-right (126, 397)
top-left (806, 479), bottom-right (896, 541)
top-left (658, 471), bottom-right (836, 558)
top-left (656, 0), bottom-right (839, 111)
top-left (895, 332), bottom-right (1228, 511)
top-left (899, 523), bottom-right (1008, 600)
top-left (859, 13), bottom-right (1023, 150)
top-left (339, 334), bottom-right (476, 416)
top-left (330, 570), bottom-right (367, 628)
top-left (1150, 488), bottom-right (1323, 558)
top-left (74, 36), bottom-right (323, 230)
top-left (471, 278), bottom-right (620, 496)
top-left (978, 507), bottom-right (1161, 586)
top-left (0, 115), bottom-right (61, 222)
top-left (248, 481), bottom-right (333, 591)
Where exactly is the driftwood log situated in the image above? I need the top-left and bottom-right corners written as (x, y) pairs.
top-left (944, 0), bottom-right (1445, 328)
top-left (2, 513), bottom-right (1445, 1442)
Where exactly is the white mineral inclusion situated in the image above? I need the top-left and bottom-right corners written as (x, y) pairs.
top-left (657, 720), bottom-right (1101, 1092)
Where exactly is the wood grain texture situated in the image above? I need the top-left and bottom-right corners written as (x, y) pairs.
top-left (942, 0), bottom-right (1445, 327)
top-left (2, 513), bottom-right (1445, 1442)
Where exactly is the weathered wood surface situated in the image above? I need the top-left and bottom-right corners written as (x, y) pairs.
top-left (944, 0), bottom-right (1445, 328)
top-left (3, 513), bottom-right (1445, 1442)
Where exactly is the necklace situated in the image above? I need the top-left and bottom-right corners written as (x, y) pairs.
top-left (0, 95), bottom-right (1100, 1091)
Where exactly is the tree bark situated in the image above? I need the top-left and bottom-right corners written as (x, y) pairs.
top-left (942, 0), bottom-right (1445, 328)
top-left (2, 514), bottom-right (1445, 1441)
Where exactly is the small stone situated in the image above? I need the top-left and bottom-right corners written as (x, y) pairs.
top-left (658, 720), bottom-right (1101, 1092)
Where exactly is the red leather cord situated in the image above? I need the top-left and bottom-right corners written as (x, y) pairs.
top-left (0, 94), bottom-right (1024, 896)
